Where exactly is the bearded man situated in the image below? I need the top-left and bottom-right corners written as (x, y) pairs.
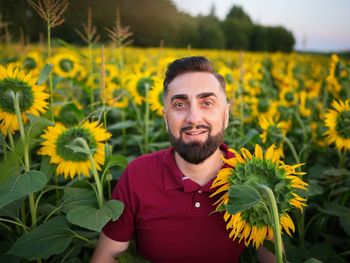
top-left (91, 56), bottom-right (274, 263)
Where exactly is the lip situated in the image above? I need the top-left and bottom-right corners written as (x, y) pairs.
top-left (184, 130), bottom-right (207, 135)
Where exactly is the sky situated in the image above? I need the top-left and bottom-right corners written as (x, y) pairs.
top-left (172, 0), bottom-right (350, 52)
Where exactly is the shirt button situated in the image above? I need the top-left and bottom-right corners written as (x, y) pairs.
top-left (198, 190), bottom-right (202, 193)
top-left (195, 202), bottom-right (201, 208)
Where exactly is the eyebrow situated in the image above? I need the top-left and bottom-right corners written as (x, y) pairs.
top-left (170, 92), bottom-right (217, 102)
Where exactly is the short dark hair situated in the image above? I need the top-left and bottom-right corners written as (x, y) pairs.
top-left (163, 56), bottom-right (226, 100)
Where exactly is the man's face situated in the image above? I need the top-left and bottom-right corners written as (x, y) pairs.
top-left (163, 72), bottom-right (230, 164)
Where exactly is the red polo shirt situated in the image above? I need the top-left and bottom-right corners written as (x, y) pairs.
top-left (103, 144), bottom-right (245, 263)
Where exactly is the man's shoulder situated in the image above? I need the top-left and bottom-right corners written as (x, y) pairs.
top-left (127, 147), bottom-right (171, 170)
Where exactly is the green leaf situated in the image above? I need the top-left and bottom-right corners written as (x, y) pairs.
top-left (322, 168), bottom-right (349, 177)
top-left (61, 187), bottom-right (97, 213)
top-left (37, 64), bottom-right (52, 85)
top-left (106, 154), bottom-right (128, 170)
top-left (0, 171), bottom-right (48, 209)
top-left (104, 143), bottom-right (112, 166)
top-left (6, 216), bottom-right (73, 260)
top-left (27, 114), bottom-right (54, 127)
top-left (65, 145), bottom-right (95, 155)
top-left (307, 180), bottom-right (324, 197)
top-left (39, 156), bottom-right (55, 182)
top-left (226, 184), bottom-right (261, 214)
top-left (67, 200), bottom-right (124, 232)
top-left (340, 216), bottom-right (350, 236)
top-left (318, 203), bottom-right (350, 218)
top-left (108, 121), bottom-right (137, 130)
top-left (104, 200), bottom-right (124, 221)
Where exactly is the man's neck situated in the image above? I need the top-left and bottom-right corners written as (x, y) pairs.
top-left (174, 148), bottom-right (223, 186)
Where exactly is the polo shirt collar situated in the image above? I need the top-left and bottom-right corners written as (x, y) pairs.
top-left (162, 144), bottom-right (232, 193)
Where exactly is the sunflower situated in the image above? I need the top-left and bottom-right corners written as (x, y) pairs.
top-left (38, 121), bottom-right (111, 179)
top-left (324, 99), bottom-right (350, 151)
top-left (22, 51), bottom-right (43, 76)
top-left (127, 71), bottom-right (154, 105)
top-left (211, 144), bottom-right (308, 248)
top-left (52, 52), bottom-right (83, 79)
top-left (104, 81), bottom-right (129, 109)
top-left (279, 87), bottom-right (297, 107)
top-left (148, 76), bottom-right (163, 116)
top-left (250, 98), bottom-right (278, 120)
top-left (258, 116), bottom-right (290, 158)
top-left (298, 91), bottom-right (312, 118)
top-left (0, 64), bottom-right (50, 135)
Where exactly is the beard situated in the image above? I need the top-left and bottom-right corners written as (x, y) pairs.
top-left (168, 124), bottom-right (224, 165)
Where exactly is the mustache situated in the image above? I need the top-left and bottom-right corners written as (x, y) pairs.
top-left (180, 124), bottom-right (211, 133)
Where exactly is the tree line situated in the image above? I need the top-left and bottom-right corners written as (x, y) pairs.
top-left (1, 0), bottom-right (295, 51)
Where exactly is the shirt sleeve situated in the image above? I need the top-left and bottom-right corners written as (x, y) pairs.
top-left (102, 167), bottom-right (135, 242)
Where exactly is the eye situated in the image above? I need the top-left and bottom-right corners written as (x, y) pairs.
top-left (173, 101), bottom-right (186, 109)
top-left (202, 100), bottom-right (214, 107)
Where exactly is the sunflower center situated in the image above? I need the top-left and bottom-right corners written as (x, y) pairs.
top-left (258, 100), bottom-right (269, 113)
top-left (285, 92), bottom-right (294, 102)
top-left (0, 78), bottom-right (34, 113)
top-left (59, 59), bottom-right (74, 72)
top-left (336, 110), bottom-right (350, 138)
top-left (137, 78), bottom-right (153, 98)
top-left (56, 127), bottom-right (97, 162)
top-left (23, 57), bottom-right (37, 70)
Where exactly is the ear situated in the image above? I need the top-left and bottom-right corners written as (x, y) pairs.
top-left (224, 103), bottom-right (230, 129)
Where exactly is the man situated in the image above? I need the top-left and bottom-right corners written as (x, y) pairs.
top-left (91, 56), bottom-right (274, 263)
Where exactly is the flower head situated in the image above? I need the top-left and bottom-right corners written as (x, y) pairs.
top-left (0, 64), bottom-right (49, 135)
top-left (38, 121), bottom-right (111, 179)
top-left (148, 76), bottom-right (163, 116)
top-left (52, 52), bottom-right (83, 79)
top-left (258, 116), bottom-right (290, 158)
top-left (211, 144), bottom-right (308, 248)
top-left (324, 99), bottom-right (350, 151)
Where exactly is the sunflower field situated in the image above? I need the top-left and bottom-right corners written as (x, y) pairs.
top-left (1, 3), bottom-right (350, 263)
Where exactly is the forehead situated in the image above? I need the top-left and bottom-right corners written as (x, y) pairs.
top-left (167, 72), bottom-right (222, 98)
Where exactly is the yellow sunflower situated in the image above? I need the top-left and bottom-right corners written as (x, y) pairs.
top-left (38, 121), bottom-right (111, 179)
top-left (127, 71), bottom-right (154, 105)
top-left (52, 52), bottom-right (83, 79)
top-left (211, 144), bottom-right (308, 248)
top-left (22, 51), bottom-right (43, 76)
top-left (104, 81), bottom-right (129, 109)
top-left (258, 116), bottom-right (290, 158)
top-left (0, 64), bottom-right (50, 135)
top-left (148, 76), bottom-right (163, 116)
top-left (324, 99), bottom-right (350, 151)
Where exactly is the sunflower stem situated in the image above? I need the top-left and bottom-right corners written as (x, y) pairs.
top-left (338, 149), bottom-right (346, 168)
top-left (283, 136), bottom-right (301, 169)
top-left (0, 218), bottom-right (29, 233)
top-left (47, 17), bottom-right (54, 122)
top-left (74, 137), bottom-right (104, 208)
top-left (12, 92), bottom-right (37, 227)
top-left (259, 185), bottom-right (284, 263)
top-left (8, 130), bottom-right (15, 150)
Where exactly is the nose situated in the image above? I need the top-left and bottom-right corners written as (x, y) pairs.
top-left (185, 104), bottom-right (202, 125)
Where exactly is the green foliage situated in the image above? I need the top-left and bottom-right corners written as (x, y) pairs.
top-left (66, 200), bottom-right (123, 232)
top-left (0, 170), bottom-right (47, 209)
top-left (37, 64), bottom-right (53, 85)
top-left (7, 216), bottom-right (73, 260)
top-left (227, 185), bottom-right (262, 214)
